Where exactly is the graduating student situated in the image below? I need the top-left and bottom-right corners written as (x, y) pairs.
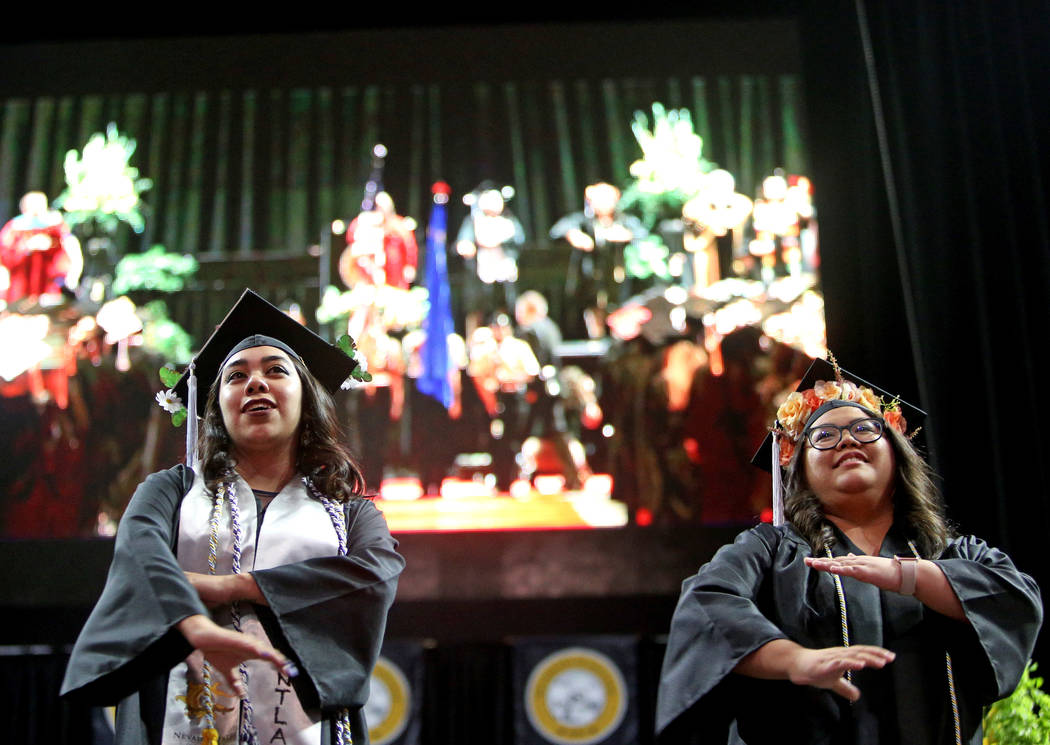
top-left (656, 356), bottom-right (1042, 744)
top-left (62, 289), bottom-right (405, 745)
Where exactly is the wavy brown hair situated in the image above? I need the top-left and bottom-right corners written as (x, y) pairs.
top-left (783, 420), bottom-right (954, 558)
top-left (198, 353), bottom-right (367, 501)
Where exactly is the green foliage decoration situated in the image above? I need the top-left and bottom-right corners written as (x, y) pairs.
top-left (619, 102), bottom-right (717, 232)
top-left (112, 245), bottom-right (199, 296)
top-left (624, 238), bottom-right (672, 281)
top-left (54, 122), bottom-right (152, 236)
top-left (337, 334), bottom-right (372, 383)
top-left (156, 365), bottom-right (187, 427)
top-left (158, 364), bottom-right (181, 389)
top-left (983, 661), bottom-right (1050, 745)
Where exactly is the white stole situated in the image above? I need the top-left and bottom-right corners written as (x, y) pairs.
top-left (162, 471), bottom-right (340, 745)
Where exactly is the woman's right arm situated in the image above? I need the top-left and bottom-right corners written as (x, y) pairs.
top-left (61, 467), bottom-right (286, 702)
top-left (735, 638), bottom-right (896, 702)
top-left (62, 467), bottom-right (205, 701)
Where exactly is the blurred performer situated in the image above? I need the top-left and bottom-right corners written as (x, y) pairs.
top-left (514, 291), bottom-right (560, 371)
top-left (681, 327), bottom-right (772, 525)
top-left (0, 191), bottom-right (83, 306)
top-left (455, 182), bottom-right (525, 337)
top-left (558, 365), bottom-right (603, 465)
top-left (466, 314), bottom-right (539, 489)
top-left (549, 182), bottom-right (647, 338)
top-left (339, 192), bottom-right (418, 290)
top-left (514, 291), bottom-right (585, 489)
top-left (599, 298), bottom-right (714, 525)
top-left (680, 170), bottom-right (753, 291)
top-left (748, 171), bottom-right (815, 282)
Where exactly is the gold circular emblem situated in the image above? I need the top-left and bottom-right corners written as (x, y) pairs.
top-left (366, 656), bottom-right (411, 745)
top-left (524, 647), bottom-right (627, 745)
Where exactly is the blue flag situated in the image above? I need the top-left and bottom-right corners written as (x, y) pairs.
top-left (417, 183), bottom-right (454, 409)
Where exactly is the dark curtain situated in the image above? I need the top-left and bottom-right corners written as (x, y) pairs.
top-left (798, 0), bottom-right (1050, 659)
top-left (0, 651), bottom-right (97, 743)
top-left (422, 643), bottom-right (515, 744)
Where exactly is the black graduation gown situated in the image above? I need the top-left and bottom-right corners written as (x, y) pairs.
top-left (655, 522), bottom-right (1042, 745)
top-left (60, 465), bottom-right (405, 745)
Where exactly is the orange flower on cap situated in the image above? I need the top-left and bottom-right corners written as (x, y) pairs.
top-left (884, 406), bottom-right (907, 434)
top-left (812, 379), bottom-right (841, 401)
top-left (778, 436), bottom-right (797, 466)
top-left (858, 386), bottom-right (882, 414)
top-left (776, 391), bottom-right (810, 439)
top-left (840, 380), bottom-right (862, 402)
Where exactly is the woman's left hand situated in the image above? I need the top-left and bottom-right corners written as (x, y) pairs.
top-left (805, 554), bottom-right (903, 592)
top-left (806, 553), bottom-right (968, 620)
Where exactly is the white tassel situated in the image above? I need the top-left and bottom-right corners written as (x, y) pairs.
top-left (771, 432), bottom-right (785, 527)
top-left (186, 360), bottom-right (198, 468)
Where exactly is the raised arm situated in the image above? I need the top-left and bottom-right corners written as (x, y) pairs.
top-left (61, 466), bottom-right (290, 703)
top-left (804, 553), bottom-right (966, 619)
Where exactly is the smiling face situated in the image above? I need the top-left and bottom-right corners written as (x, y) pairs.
top-left (802, 404), bottom-right (897, 518)
top-left (218, 345), bottom-right (303, 457)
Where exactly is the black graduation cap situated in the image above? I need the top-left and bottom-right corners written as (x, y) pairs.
top-left (173, 289), bottom-right (360, 418)
top-left (750, 356), bottom-right (926, 472)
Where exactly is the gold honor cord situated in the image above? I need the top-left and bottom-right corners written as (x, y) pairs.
top-left (824, 540), bottom-right (961, 744)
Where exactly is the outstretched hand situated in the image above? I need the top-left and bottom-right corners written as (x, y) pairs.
top-left (805, 553), bottom-right (968, 621)
top-left (805, 554), bottom-right (903, 592)
top-left (735, 638), bottom-right (895, 702)
top-left (177, 614), bottom-right (296, 697)
top-left (787, 645), bottom-right (896, 702)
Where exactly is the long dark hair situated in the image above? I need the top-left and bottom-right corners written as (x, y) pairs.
top-left (198, 353), bottom-right (367, 501)
top-left (783, 422), bottom-right (954, 558)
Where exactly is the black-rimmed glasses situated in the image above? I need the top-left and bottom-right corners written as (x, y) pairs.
top-left (804, 417), bottom-right (884, 450)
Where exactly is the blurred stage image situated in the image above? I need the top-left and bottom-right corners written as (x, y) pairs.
top-left (0, 86), bottom-right (824, 539)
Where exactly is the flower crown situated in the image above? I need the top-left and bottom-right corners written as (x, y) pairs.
top-left (773, 357), bottom-right (907, 466)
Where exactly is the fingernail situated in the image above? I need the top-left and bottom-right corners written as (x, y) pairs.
top-left (282, 661), bottom-right (299, 678)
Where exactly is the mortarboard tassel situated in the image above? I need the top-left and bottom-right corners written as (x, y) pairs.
top-left (771, 431), bottom-right (785, 527)
top-left (186, 360), bottom-right (198, 469)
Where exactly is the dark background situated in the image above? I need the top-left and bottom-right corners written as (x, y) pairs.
top-left (1, 0), bottom-right (1048, 741)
